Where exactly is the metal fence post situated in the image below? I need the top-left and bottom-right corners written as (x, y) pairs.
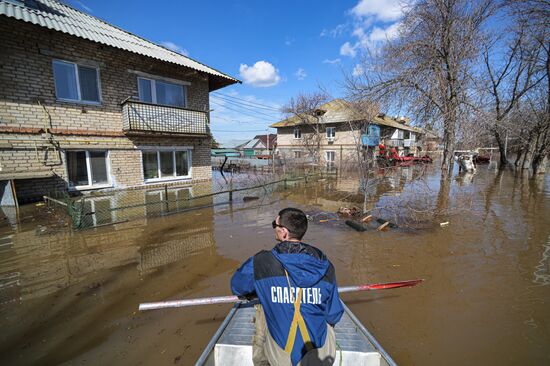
top-left (164, 185), bottom-right (169, 212)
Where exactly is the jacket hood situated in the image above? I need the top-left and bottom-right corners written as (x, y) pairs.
top-left (271, 241), bottom-right (329, 288)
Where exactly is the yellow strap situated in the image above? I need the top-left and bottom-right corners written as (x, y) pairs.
top-left (284, 287), bottom-right (313, 354)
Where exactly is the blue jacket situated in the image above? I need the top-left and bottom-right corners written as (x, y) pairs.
top-left (231, 241), bottom-right (344, 365)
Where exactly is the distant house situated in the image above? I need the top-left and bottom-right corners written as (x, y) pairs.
top-left (211, 148), bottom-right (240, 158)
top-left (270, 99), bottom-right (423, 167)
top-left (236, 134), bottom-right (277, 158)
top-left (0, 0), bottom-right (239, 204)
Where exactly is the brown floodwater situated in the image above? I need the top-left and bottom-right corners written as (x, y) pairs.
top-left (0, 163), bottom-right (549, 366)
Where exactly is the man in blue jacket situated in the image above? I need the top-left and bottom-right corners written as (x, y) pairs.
top-left (231, 207), bottom-right (344, 365)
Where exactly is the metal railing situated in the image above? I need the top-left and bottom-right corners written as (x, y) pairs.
top-left (44, 171), bottom-right (337, 230)
top-left (122, 100), bottom-right (209, 135)
top-left (403, 139), bottom-right (416, 147)
top-left (386, 139), bottom-right (404, 147)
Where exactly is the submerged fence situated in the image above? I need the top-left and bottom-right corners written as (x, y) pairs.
top-left (44, 171), bottom-right (335, 230)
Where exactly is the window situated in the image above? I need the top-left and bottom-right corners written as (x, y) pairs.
top-left (294, 151), bottom-right (302, 158)
top-left (326, 151), bottom-right (336, 168)
top-left (138, 77), bottom-right (186, 107)
top-left (145, 188), bottom-right (192, 216)
top-left (326, 127), bottom-right (335, 139)
top-left (141, 149), bottom-right (191, 182)
top-left (82, 197), bottom-right (115, 227)
top-left (66, 150), bottom-right (110, 189)
top-left (294, 128), bottom-right (302, 139)
top-left (53, 60), bottom-right (100, 103)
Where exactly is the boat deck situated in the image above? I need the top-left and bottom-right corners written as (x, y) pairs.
top-left (199, 302), bottom-right (393, 366)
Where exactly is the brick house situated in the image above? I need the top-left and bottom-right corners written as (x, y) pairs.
top-left (271, 99), bottom-right (423, 168)
top-left (0, 0), bottom-right (239, 205)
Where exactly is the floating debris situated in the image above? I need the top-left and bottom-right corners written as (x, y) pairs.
top-left (375, 218), bottom-right (398, 229)
top-left (345, 220), bottom-right (368, 232)
top-left (338, 206), bottom-right (361, 217)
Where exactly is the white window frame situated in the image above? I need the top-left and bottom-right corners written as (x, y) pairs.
top-left (85, 197), bottom-right (116, 226)
top-left (293, 150), bottom-right (302, 159)
top-left (294, 127), bottom-right (302, 139)
top-left (141, 147), bottom-right (193, 183)
top-left (145, 187), bottom-right (193, 215)
top-left (326, 151), bottom-right (336, 164)
top-left (326, 127), bottom-right (336, 140)
top-left (137, 77), bottom-right (187, 107)
top-left (52, 59), bottom-right (102, 105)
top-left (66, 150), bottom-right (112, 191)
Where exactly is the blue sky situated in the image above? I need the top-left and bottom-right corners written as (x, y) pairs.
top-left (69, 0), bottom-right (407, 145)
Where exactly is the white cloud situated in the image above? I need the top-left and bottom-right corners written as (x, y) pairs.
top-left (239, 61), bottom-right (281, 87)
top-left (351, 0), bottom-right (405, 22)
top-left (368, 22), bottom-right (401, 42)
top-left (352, 64), bottom-right (364, 76)
top-left (161, 41), bottom-right (189, 56)
top-left (340, 42), bottom-right (358, 58)
top-left (294, 68), bottom-right (307, 80)
top-left (323, 58), bottom-right (341, 64)
top-left (285, 37), bottom-right (295, 46)
top-left (320, 24), bottom-right (347, 38)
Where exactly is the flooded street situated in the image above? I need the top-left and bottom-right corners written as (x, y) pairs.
top-left (1, 163), bottom-right (549, 366)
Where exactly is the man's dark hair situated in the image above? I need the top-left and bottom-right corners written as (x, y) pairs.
top-left (278, 207), bottom-right (308, 240)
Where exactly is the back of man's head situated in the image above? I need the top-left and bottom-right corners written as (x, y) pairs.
top-left (278, 207), bottom-right (308, 240)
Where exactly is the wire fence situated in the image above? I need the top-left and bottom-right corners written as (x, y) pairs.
top-left (44, 171), bottom-right (336, 230)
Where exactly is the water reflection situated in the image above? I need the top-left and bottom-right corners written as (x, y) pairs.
top-left (0, 165), bottom-right (549, 366)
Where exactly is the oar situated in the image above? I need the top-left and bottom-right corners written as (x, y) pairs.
top-left (139, 279), bottom-right (423, 311)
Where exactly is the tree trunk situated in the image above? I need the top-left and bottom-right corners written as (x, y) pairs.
top-left (441, 121), bottom-right (456, 177)
top-left (494, 129), bottom-right (508, 167)
top-left (514, 148), bottom-right (524, 168)
top-left (533, 154), bottom-right (548, 174)
top-left (520, 134), bottom-right (537, 170)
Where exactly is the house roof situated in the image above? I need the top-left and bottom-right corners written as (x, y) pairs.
top-left (0, 0), bottom-right (240, 91)
top-left (254, 134), bottom-right (277, 148)
top-left (241, 139), bottom-right (262, 149)
top-left (270, 99), bottom-right (422, 134)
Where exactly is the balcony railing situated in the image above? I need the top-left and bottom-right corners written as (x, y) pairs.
top-left (122, 100), bottom-right (209, 135)
top-left (404, 139), bottom-right (416, 147)
top-left (386, 139), bottom-right (404, 147)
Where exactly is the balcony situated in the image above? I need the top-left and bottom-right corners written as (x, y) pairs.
top-left (386, 139), bottom-right (404, 147)
top-left (404, 139), bottom-right (416, 147)
top-left (361, 134), bottom-right (380, 147)
top-left (122, 100), bottom-right (209, 135)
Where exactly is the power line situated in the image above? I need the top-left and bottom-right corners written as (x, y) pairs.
top-left (211, 100), bottom-right (279, 122)
top-left (212, 93), bottom-right (281, 113)
top-left (212, 129), bottom-right (269, 132)
top-left (212, 95), bottom-right (280, 118)
top-left (212, 92), bottom-right (282, 112)
top-left (213, 115), bottom-right (272, 125)
top-left (211, 96), bottom-right (281, 120)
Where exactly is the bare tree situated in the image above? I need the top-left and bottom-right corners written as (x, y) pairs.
top-left (281, 92), bottom-right (330, 166)
top-left (345, 100), bottom-right (380, 212)
top-left (477, 3), bottom-right (547, 167)
top-left (347, 0), bottom-right (495, 178)
top-left (504, 0), bottom-right (550, 173)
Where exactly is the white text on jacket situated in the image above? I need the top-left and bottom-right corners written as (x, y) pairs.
top-left (270, 286), bottom-right (322, 304)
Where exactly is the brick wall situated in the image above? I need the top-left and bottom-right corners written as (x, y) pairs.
top-left (0, 18), bottom-right (214, 203)
top-left (275, 125), bottom-right (362, 167)
top-left (0, 18), bottom-right (210, 132)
